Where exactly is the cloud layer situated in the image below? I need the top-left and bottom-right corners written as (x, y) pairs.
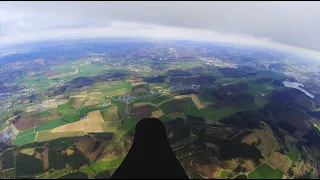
top-left (1, 2), bottom-right (320, 58)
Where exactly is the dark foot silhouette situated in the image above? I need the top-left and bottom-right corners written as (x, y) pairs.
top-left (111, 117), bottom-right (189, 179)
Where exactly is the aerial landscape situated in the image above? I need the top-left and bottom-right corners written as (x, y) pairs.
top-left (0, 38), bottom-right (319, 179)
top-left (1, 1), bottom-right (320, 179)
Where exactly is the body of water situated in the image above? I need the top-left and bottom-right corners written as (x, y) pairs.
top-left (283, 81), bottom-right (315, 98)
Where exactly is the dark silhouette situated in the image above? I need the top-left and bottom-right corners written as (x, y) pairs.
top-left (111, 118), bottom-right (189, 179)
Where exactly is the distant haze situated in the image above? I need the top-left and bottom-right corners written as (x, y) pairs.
top-left (1, 2), bottom-right (320, 59)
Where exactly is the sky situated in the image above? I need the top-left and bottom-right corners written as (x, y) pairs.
top-left (1, 1), bottom-right (320, 58)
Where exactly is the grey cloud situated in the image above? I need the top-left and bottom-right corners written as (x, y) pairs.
top-left (1, 1), bottom-right (320, 51)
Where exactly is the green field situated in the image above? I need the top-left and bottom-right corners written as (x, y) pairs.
top-left (202, 107), bottom-right (250, 121)
top-left (51, 66), bottom-right (74, 73)
top-left (198, 93), bottom-right (210, 103)
top-left (77, 64), bottom-right (106, 76)
top-left (122, 80), bottom-right (132, 89)
top-left (79, 106), bottom-right (106, 118)
top-left (248, 164), bottom-right (283, 179)
top-left (213, 77), bottom-right (237, 84)
top-left (14, 74), bottom-right (56, 93)
top-left (15, 117), bottom-right (67, 140)
top-left (199, 105), bottom-right (220, 114)
top-left (171, 135), bottom-right (198, 148)
top-left (149, 95), bottom-right (172, 105)
top-left (62, 111), bottom-right (80, 123)
top-left (115, 101), bottom-right (126, 116)
top-left (248, 83), bottom-right (276, 94)
top-left (120, 116), bottom-right (139, 134)
top-left (159, 98), bottom-right (202, 118)
top-left (37, 111), bottom-right (52, 116)
top-left (102, 88), bottom-right (127, 96)
top-left (158, 115), bottom-right (174, 123)
top-left (0, 123), bottom-right (7, 131)
top-left (255, 70), bottom-right (286, 79)
top-left (101, 121), bottom-right (120, 132)
top-left (219, 170), bottom-right (230, 179)
top-left (35, 118), bottom-right (67, 132)
top-left (36, 169), bottom-right (69, 179)
top-left (16, 128), bottom-right (35, 138)
top-left (183, 98), bottom-right (202, 117)
top-left (108, 83), bottom-right (127, 91)
top-left (80, 158), bottom-right (124, 178)
top-left (178, 61), bottom-right (202, 68)
top-left (159, 99), bottom-right (183, 113)
top-left (312, 108), bottom-right (320, 112)
top-left (198, 91), bottom-right (220, 103)
top-left (13, 117), bottom-right (74, 146)
top-left (144, 104), bottom-right (160, 112)
top-left (56, 104), bottom-right (73, 110)
top-left (58, 172), bottom-right (88, 179)
top-left (12, 133), bottom-right (36, 146)
top-left (96, 80), bottom-right (127, 93)
top-left (254, 97), bottom-right (269, 108)
top-left (286, 145), bottom-right (300, 163)
top-left (100, 106), bottom-right (119, 121)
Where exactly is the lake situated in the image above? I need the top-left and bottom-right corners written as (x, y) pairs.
top-left (283, 81), bottom-right (315, 98)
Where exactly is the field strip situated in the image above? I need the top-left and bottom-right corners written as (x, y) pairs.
top-left (47, 68), bottom-right (78, 79)
top-left (173, 95), bottom-right (191, 99)
top-left (70, 95), bottom-right (103, 100)
top-left (293, 161), bottom-right (304, 178)
top-left (151, 110), bottom-right (165, 118)
top-left (132, 82), bottom-right (147, 86)
top-left (11, 124), bottom-right (20, 135)
top-left (190, 94), bottom-right (206, 109)
top-left (157, 98), bottom-right (175, 106)
top-left (35, 131), bottom-right (88, 142)
top-left (177, 151), bottom-right (202, 160)
top-left (246, 145), bottom-right (277, 176)
top-left (157, 94), bottom-right (203, 108)
top-left (202, 111), bottom-right (220, 115)
top-left (258, 134), bottom-right (270, 148)
top-left (70, 95), bottom-right (87, 98)
top-left (73, 68), bottom-right (79, 75)
top-left (46, 111), bottom-right (54, 116)
top-left (15, 132), bottom-right (35, 139)
top-left (148, 95), bottom-right (165, 102)
top-left (121, 80), bottom-right (125, 86)
top-left (88, 96), bottom-right (103, 100)
top-left (133, 102), bottom-right (159, 108)
top-left (245, 163), bottom-right (263, 176)
top-left (51, 110), bottom-right (106, 134)
top-left (14, 117), bottom-right (67, 140)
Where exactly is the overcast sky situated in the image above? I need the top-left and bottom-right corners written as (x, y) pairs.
top-left (1, 1), bottom-right (320, 58)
